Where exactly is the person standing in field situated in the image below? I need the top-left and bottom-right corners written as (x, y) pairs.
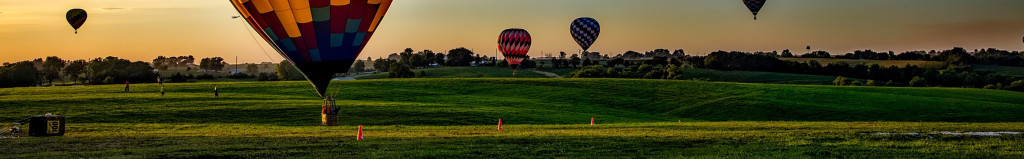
top-left (214, 86), bottom-right (219, 98)
top-left (157, 76), bottom-right (164, 96)
top-left (124, 81), bottom-right (130, 93)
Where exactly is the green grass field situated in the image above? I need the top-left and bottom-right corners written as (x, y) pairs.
top-left (2, 79), bottom-right (1023, 158)
top-left (974, 64), bottom-right (1024, 78)
top-left (676, 68), bottom-right (856, 85)
top-left (780, 58), bottom-right (946, 68)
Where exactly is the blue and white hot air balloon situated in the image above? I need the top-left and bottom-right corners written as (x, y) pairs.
top-left (570, 17), bottom-right (600, 52)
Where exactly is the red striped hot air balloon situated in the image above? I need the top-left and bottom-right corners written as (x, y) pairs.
top-left (228, 0), bottom-right (393, 98)
top-left (66, 9), bottom-right (87, 34)
top-left (498, 28), bottom-right (531, 76)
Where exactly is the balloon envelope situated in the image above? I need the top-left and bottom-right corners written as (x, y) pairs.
top-left (66, 9), bottom-right (87, 33)
top-left (570, 17), bottom-right (600, 51)
top-left (741, 0), bottom-right (766, 20)
top-left (498, 28), bottom-right (531, 67)
top-left (229, 0), bottom-right (393, 97)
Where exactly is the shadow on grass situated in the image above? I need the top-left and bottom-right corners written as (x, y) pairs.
top-left (3, 135), bottom-right (1012, 158)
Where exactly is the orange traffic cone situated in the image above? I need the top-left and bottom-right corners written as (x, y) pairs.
top-left (590, 117), bottom-right (595, 125)
top-left (498, 118), bottom-right (503, 130)
top-left (357, 125), bottom-right (364, 140)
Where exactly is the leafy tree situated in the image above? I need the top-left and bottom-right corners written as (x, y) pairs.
top-left (373, 59), bottom-right (395, 72)
top-left (0, 61), bottom-right (40, 87)
top-left (352, 60), bottom-right (366, 72)
top-left (153, 56), bottom-right (168, 70)
top-left (434, 53), bottom-right (446, 66)
top-left (199, 57), bottom-right (226, 72)
top-left (388, 62), bottom-right (415, 78)
top-left (41, 56), bottom-right (66, 85)
top-left (909, 76), bottom-right (928, 87)
top-left (569, 54), bottom-right (581, 68)
top-left (276, 60), bottom-right (304, 81)
top-left (446, 48), bottom-right (475, 66)
top-left (63, 60), bottom-right (87, 84)
top-left (833, 76), bottom-right (849, 86)
top-left (84, 56), bottom-right (157, 84)
top-left (865, 80), bottom-right (877, 86)
top-left (800, 51), bottom-right (832, 58)
top-left (1007, 80), bottom-right (1024, 91)
top-left (606, 57), bottom-right (625, 67)
top-left (672, 49), bottom-right (686, 57)
top-left (780, 49), bottom-right (794, 57)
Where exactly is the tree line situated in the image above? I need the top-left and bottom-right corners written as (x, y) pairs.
top-left (782, 48), bottom-right (1024, 67)
top-left (0, 56), bottom-right (158, 88)
top-left (0, 55), bottom-right (251, 88)
top-left (570, 47), bottom-right (1024, 91)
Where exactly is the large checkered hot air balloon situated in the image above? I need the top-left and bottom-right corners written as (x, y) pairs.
top-left (229, 0), bottom-right (393, 98)
top-left (570, 17), bottom-right (600, 52)
top-left (498, 28), bottom-right (531, 76)
top-left (66, 9), bottom-right (87, 34)
top-left (741, 0), bottom-right (766, 20)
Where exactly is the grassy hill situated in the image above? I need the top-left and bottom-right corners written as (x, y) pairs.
top-left (5, 79), bottom-right (1022, 125)
top-left (2, 79), bottom-right (1023, 158)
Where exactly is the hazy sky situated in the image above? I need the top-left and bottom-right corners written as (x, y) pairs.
top-left (1, 0), bottom-right (1023, 63)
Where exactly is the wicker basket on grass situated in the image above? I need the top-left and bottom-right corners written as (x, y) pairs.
top-left (322, 98), bottom-right (339, 126)
top-left (322, 113), bottom-right (338, 126)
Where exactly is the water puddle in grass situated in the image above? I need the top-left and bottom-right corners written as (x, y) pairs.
top-left (870, 131), bottom-right (1021, 137)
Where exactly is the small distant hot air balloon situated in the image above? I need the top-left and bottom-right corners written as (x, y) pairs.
top-left (498, 28), bottom-right (531, 76)
top-left (570, 17), bottom-right (600, 52)
top-left (66, 9), bottom-right (87, 34)
top-left (741, 0), bottom-right (766, 20)
top-left (229, 0), bottom-right (393, 99)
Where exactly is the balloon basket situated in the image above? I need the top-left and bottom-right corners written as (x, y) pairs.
top-left (321, 98), bottom-right (339, 126)
top-left (322, 113), bottom-right (338, 126)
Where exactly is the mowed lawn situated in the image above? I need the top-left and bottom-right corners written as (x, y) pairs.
top-left (1, 79), bottom-right (1023, 158)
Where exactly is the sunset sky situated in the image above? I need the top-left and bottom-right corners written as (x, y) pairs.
top-left (1, 0), bottom-right (1023, 63)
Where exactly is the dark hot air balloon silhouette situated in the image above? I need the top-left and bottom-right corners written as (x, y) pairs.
top-left (229, 0), bottom-right (393, 98)
top-left (741, 0), bottom-right (766, 20)
top-left (570, 17), bottom-right (600, 52)
top-left (66, 9), bottom-right (87, 34)
top-left (498, 28), bottom-right (531, 76)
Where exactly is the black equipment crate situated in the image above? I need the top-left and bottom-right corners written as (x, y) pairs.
top-left (28, 115), bottom-right (65, 136)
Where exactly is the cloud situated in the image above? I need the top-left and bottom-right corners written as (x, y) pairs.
top-left (102, 7), bottom-right (125, 11)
